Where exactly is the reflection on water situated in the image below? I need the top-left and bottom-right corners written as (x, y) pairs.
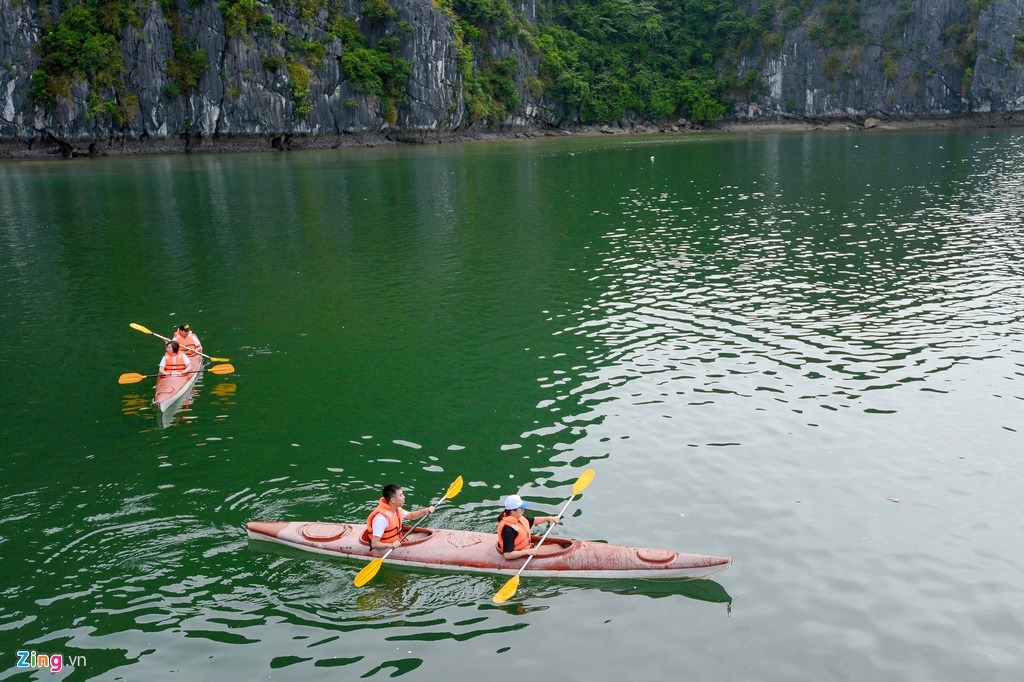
top-left (121, 393), bottom-right (149, 415)
top-left (120, 375), bottom-right (227, 429)
top-left (562, 576), bottom-right (732, 604)
top-left (158, 392), bottom-right (196, 429)
top-left (540, 137), bottom-right (1024, 436)
top-left (210, 382), bottom-right (237, 399)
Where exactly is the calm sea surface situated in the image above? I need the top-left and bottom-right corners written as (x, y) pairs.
top-left (1, 129), bottom-right (1022, 681)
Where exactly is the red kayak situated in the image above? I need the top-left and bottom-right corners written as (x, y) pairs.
top-left (153, 352), bottom-right (202, 412)
top-left (246, 521), bottom-right (732, 580)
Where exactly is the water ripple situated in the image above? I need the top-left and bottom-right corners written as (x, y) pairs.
top-left (537, 145), bottom-right (1024, 427)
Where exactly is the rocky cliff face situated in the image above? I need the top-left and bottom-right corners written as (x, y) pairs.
top-left (740, 0), bottom-right (1024, 121)
top-left (972, 0), bottom-right (1024, 112)
top-left (0, 0), bottom-right (1022, 156)
top-left (0, 0), bottom-right (471, 153)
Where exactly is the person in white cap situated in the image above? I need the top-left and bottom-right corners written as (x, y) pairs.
top-left (496, 494), bottom-right (561, 560)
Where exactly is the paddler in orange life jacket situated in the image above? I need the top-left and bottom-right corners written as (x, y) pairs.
top-left (365, 483), bottom-right (436, 550)
top-left (497, 494), bottom-right (561, 560)
top-left (172, 324), bottom-right (202, 357)
top-left (158, 340), bottom-right (190, 377)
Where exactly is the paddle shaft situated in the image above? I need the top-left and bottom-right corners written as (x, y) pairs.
top-left (510, 493), bottom-right (577, 576)
top-left (132, 324), bottom-right (224, 362)
top-left (151, 330), bottom-right (218, 362)
top-left (492, 469), bottom-right (593, 603)
top-left (373, 493), bottom-right (449, 560)
top-left (353, 476), bottom-right (463, 587)
top-left (142, 367), bottom-right (206, 381)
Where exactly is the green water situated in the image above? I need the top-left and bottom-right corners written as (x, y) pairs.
top-left (1, 130), bottom-right (1022, 680)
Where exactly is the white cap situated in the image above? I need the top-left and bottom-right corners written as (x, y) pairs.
top-left (504, 494), bottom-right (530, 511)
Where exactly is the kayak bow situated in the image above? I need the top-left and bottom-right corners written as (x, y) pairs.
top-left (153, 352), bottom-right (203, 412)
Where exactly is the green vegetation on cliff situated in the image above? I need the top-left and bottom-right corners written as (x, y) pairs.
top-left (23, 0), bottom-right (1006, 129)
top-left (29, 3), bottom-right (136, 122)
top-left (528, 0), bottom-right (773, 123)
top-left (28, 0), bottom-right (776, 126)
top-left (163, 0), bottom-right (210, 98)
top-left (28, 0), bottom-right (410, 122)
top-left (328, 13), bottom-right (410, 124)
top-left (440, 0), bottom-right (776, 124)
top-left (1015, 18), bottom-right (1024, 65)
top-left (437, 0), bottom-right (523, 122)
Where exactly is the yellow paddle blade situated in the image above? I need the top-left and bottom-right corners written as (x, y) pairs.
top-left (208, 363), bottom-right (235, 375)
top-left (118, 372), bottom-right (147, 385)
top-left (209, 356), bottom-right (230, 363)
top-left (572, 468), bottom-right (596, 495)
top-left (444, 476), bottom-right (464, 500)
top-left (493, 574), bottom-right (520, 604)
top-left (353, 557), bottom-right (384, 587)
top-left (353, 475), bottom-right (462, 589)
top-left (130, 322), bottom-right (153, 335)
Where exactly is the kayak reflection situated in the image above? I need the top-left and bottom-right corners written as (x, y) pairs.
top-left (558, 576), bottom-right (732, 605)
top-left (121, 371), bottom-right (203, 429)
top-left (120, 390), bottom-right (197, 429)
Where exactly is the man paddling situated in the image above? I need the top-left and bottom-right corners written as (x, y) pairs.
top-left (365, 484), bottom-right (436, 550)
top-left (173, 324), bottom-right (203, 357)
top-left (497, 494), bottom-right (561, 560)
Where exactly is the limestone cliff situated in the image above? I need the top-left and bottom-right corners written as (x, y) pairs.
top-left (740, 0), bottom-right (1024, 121)
top-left (0, 0), bottom-right (1022, 157)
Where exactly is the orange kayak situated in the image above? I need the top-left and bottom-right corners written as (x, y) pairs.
top-left (153, 352), bottom-right (203, 412)
top-left (246, 521), bottom-right (732, 580)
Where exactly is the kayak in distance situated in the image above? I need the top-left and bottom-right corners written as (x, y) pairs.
top-left (245, 521), bottom-right (732, 581)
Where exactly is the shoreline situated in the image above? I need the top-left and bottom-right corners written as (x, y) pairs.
top-left (3, 112), bottom-right (1023, 160)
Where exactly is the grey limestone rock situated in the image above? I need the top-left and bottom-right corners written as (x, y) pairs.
top-left (2, 0), bottom-right (1023, 155)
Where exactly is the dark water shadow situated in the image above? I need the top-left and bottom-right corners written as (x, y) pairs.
top-left (557, 576), bottom-right (732, 604)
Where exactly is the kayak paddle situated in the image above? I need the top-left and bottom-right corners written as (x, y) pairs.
top-left (492, 468), bottom-right (595, 604)
top-left (118, 363), bottom-right (235, 384)
top-left (130, 322), bottom-right (230, 363)
top-left (353, 475), bottom-right (464, 587)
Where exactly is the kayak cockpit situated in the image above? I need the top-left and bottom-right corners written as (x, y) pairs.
top-left (526, 535), bottom-right (575, 558)
top-left (353, 525), bottom-right (435, 547)
top-left (298, 523), bottom-right (350, 542)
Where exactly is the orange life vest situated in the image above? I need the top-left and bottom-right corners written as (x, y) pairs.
top-left (174, 330), bottom-right (199, 356)
top-left (496, 514), bottom-right (531, 554)
top-left (365, 498), bottom-right (402, 545)
top-left (163, 350), bottom-right (188, 373)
